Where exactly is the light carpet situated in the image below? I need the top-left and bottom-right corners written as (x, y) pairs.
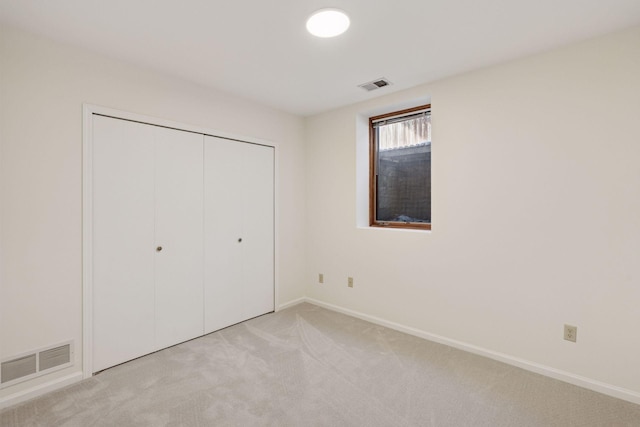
top-left (2, 302), bottom-right (640, 426)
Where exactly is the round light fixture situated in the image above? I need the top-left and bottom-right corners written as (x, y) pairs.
top-left (306, 9), bottom-right (350, 38)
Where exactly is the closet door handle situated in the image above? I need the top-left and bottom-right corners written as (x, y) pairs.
top-left (156, 246), bottom-right (163, 252)
top-left (237, 238), bottom-right (242, 243)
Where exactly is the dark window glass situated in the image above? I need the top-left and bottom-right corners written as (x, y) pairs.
top-left (370, 105), bottom-right (431, 230)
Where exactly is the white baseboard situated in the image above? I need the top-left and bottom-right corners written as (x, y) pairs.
top-left (277, 297), bottom-right (306, 311)
top-left (304, 297), bottom-right (640, 406)
top-left (0, 371), bottom-right (84, 410)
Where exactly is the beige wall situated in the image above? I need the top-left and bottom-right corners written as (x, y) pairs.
top-left (305, 26), bottom-right (640, 398)
top-left (2, 21), bottom-right (640, 405)
top-left (0, 25), bottom-right (306, 399)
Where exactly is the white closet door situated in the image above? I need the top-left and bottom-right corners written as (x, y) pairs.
top-left (92, 116), bottom-right (156, 372)
top-left (240, 143), bottom-right (274, 320)
top-left (204, 137), bottom-right (245, 332)
top-left (204, 136), bottom-right (274, 333)
top-left (93, 116), bottom-right (205, 372)
top-left (154, 128), bottom-right (204, 349)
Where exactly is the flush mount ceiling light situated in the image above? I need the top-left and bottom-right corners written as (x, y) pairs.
top-left (306, 8), bottom-right (350, 38)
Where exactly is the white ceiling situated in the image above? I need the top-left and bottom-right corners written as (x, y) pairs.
top-left (2, 1), bottom-right (640, 116)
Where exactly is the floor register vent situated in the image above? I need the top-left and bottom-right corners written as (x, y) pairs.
top-left (1, 341), bottom-right (73, 387)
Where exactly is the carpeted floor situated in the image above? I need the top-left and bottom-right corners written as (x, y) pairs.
top-left (2, 302), bottom-right (640, 426)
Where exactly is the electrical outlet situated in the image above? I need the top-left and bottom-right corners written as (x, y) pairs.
top-left (564, 324), bottom-right (577, 342)
top-left (319, 273), bottom-right (324, 284)
top-left (348, 277), bottom-right (353, 288)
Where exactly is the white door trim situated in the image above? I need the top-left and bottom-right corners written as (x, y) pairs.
top-left (82, 104), bottom-right (278, 379)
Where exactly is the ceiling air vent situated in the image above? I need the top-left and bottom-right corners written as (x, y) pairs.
top-left (358, 78), bottom-right (392, 92)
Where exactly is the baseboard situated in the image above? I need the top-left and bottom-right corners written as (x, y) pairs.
top-left (277, 297), bottom-right (306, 311)
top-left (0, 371), bottom-right (84, 410)
top-left (304, 297), bottom-right (640, 405)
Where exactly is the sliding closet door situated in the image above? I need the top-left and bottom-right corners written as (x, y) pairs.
top-left (92, 116), bottom-right (156, 372)
top-left (154, 129), bottom-right (204, 349)
top-left (204, 136), bottom-right (274, 333)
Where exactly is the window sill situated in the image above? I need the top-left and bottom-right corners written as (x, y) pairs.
top-left (357, 225), bottom-right (432, 234)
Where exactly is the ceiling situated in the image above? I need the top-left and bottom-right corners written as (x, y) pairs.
top-left (1, 1), bottom-right (640, 116)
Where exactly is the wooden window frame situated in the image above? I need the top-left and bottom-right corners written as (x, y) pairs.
top-left (369, 104), bottom-right (431, 231)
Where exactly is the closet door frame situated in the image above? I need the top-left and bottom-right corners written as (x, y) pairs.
top-left (82, 104), bottom-right (278, 379)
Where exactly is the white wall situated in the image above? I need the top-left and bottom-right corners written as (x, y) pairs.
top-left (3, 20), bottom-right (640, 406)
top-left (0, 25), bottom-right (306, 400)
top-left (305, 26), bottom-right (640, 400)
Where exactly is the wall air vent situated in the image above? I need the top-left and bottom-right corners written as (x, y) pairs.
top-left (358, 78), bottom-right (392, 92)
top-left (39, 344), bottom-right (71, 371)
top-left (1, 341), bottom-right (73, 388)
top-left (1, 355), bottom-right (37, 384)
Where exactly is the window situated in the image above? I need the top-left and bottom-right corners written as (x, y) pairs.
top-left (370, 104), bottom-right (431, 230)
